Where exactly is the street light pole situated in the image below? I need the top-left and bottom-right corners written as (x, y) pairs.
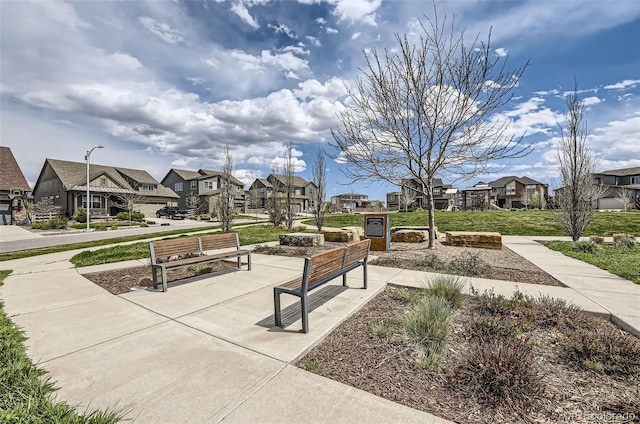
top-left (85, 145), bottom-right (104, 231)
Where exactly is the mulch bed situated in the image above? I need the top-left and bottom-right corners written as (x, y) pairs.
top-left (297, 286), bottom-right (640, 424)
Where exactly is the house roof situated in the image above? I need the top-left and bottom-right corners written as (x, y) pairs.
top-left (168, 168), bottom-right (202, 181)
top-left (0, 147), bottom-right (31, 192)
top-left (488, 175), bottom-right (546, 187)
top-left (268, 173), bottom-right (309, 187)
top-left (251, 178), bottom-right (273, 189)
top-left (43, 159), bottom-right (178, 198)
top-left (199, 169), bottom-right (244, 187)
top-left (598, 167), bottom-right (640, 177)
top-left (402, 177), bottom-right (445, 187)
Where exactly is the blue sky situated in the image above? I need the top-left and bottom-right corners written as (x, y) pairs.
top-left (1, 0), bottom-right (639, 202)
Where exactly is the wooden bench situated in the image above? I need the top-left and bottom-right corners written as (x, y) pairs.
top-left (149, 233), bottom-right (251, 292)
top-left (273, 238), bottom-right (371, 333)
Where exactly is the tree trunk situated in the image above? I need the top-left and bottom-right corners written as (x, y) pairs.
top-left (426, 180), bottom-right (435, 249)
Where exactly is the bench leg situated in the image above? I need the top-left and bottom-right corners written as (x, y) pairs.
top-left (301, 293), bottom-right (309, 333)
top-left (152, 266), bottom-right (158, 289)
top-left (237, 256), bottom-right (241, 269)
top-left (247, 253), bottom-right (251, 271)
top-left (161, 267), bottom-right (168, 292)
top-left (342, 272), bottom-right (348, 287)
top-left (274, 289), bottom-right (283, 327)
top-left (363, 261), bottom-right (368, 290)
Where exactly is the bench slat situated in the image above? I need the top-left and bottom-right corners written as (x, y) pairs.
top-left (151, 238), bottom-right (201, 261)
top-left (201, 233), bottom-right (238, 251)
top-left (344, 239), bottom-right (371, 267)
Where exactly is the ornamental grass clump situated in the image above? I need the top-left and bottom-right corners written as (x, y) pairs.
top-left (423, 275), bottom-right (468, 308)
top-left (572, 239), bottom-right (601, 253)
top-left (402, 295), bottom-right (455, 369)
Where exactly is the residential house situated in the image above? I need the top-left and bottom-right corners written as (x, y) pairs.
top-left (331, 193), bottom-right (368, 212)
top-left (249, 174), bottom-right (317, 213)
top-left (460, 176), bottom-right (548, 211)
top-left (32, 159), bottom-right (178, 218)
top-left (0, 147), bottom-right (32, 225)
top-left (401, 178), bottom-right (454, 210)
top-left (488, 176), bottom-right (548, 209)
top-left (592, 167), bottom-right (640, 210)
top-left (160, 169), bottom-right (246, 214)
top-left (386, 192), bottom-right (400, 210)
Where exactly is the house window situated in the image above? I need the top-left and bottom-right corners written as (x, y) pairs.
top-left (631, 176), bottom-right (640, 184)
top-left (204, 181), bottom-right (215, 190)
top-left (175, 182), bottom-right (183, 192)
top-left (191, 181), bottom-right (197, 190)
top-left (100, 177), bottom-right (107, 187)
top-left (140, 184), bottom-right (156, 191)
top-left (81, 194), bottom-right (102, 209)
top-left (433, 188), bottom-right (441, 196)
top-left (506, 187), bottom-right (516, 195)
top-left (593, 177), bottom-right (601, 185)
top-left (526, 185), bottom-right (536, 191)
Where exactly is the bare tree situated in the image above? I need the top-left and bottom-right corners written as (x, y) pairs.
top-left (185, 191), bottom-right (200, 215)
top-left (530, 191), bottom-right (546, 210)
top-left (520, 189), bottom-right (532, 209)
top-left (249, 187), bottom-right (261, 221)
top-left (331, 7), bottom-right (529, 248)
top-left (400, 185), bottom-right (418, 212)
top-left (266, 175), bottom-right (285, 227)
top-left (554, 82), bottom-right (606, 241)
top-left (111, 189), bottom-right (144, 226)
top-left (311, 148), bottom-right (328, 230)
top-left (216, 145), bottom-right (235, 232)
top-left (283, 147), bottom-right (296, 230)
top-left (616, 187), bottom-right (634, 212)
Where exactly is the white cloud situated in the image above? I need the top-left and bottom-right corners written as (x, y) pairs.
top-left (494, 47), bottom-right (508, 57)
top-left (582, 96), bottom-right (602, 106)
top-left (604, 79), bottom-right (640, 90)
top-left (326, 27), bottom-right (339, 34)
top-left (230, 1), bottom-right (260, 29)
top-left (331, 0), bottom-right (381, 25)
top-left (139, 16), bottom-right (185, 44)
top-left (305, 35), bottom-right (321, 46)
top-left (315, 17), bottom-right (327, 25)
top-left (351, 32), bottom-right (361, 40)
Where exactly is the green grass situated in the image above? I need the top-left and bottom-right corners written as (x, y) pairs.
top-left (70, 225), bottom-right (297, 267)
top-left (0, 270), bottom-right (125, 423)
top-left (546, 240), bottom-right (640, 284)
top-left (306, 210), bottom-right (640, 236)
top-left (69, 221), bottom-right (143, 230)
top-left (0, 225), bottom-right (221, 262)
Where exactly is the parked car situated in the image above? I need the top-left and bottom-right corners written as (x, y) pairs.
top-left (155, 206), bottom-right (188, 220)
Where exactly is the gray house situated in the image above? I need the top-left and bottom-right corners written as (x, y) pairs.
top-left (32, 159), bottom-right (178, 218)
top-left (160, 168), bottom-right (246, 214)
top-left (592, 167), bottom-right (640, 210)
top-left (249, 174), bottom-right (317, 213)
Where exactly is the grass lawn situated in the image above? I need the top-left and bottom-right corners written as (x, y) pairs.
top-left (0, 270), bottom-right (124, 423)
top-left (308, 210), bottom-right (640, 236)
top-left (545, 240), bottom-right (640, 284)
top-left (70, 225), bottom-right (297, 267)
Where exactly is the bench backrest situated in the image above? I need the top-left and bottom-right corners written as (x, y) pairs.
top-left (343, 239), bottom-right (371, 268)
top-left (150, 237), bottom-right (201, 264)
top-left (200, 233), bottom-right (239, 251)
top-left (303, 247), bottom-right (346, 289)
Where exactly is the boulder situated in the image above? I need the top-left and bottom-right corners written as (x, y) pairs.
top-left (445, 231), bottom-right (502, 249)
top-left (391, 226), bottom-right (441, 240)
top-left (341, 226), bottom-right (364, 241)
top-left (279, 233), bottom-right (325, 247)
top-left (322, 228), bottom-right (357, 242)
top-left (391, 229), bottom-right (426, 243)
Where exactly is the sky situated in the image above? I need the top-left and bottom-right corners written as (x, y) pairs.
top-left (1, 0), bottom-right (639, 202)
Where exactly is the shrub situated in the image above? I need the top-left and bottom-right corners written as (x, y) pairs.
top-left (572, 240), bottom-right (601, 253)
top-left (74, 207), bottom-right (87, 223)
top-left (94, 224), bottom-right (108, 231)
top-left (468, 315), bottom-right (521, 340)
top-left (391, 287), bottom-right (420, 304)
top-left (563, 326), bottom-right (640, 377)
top-left (419, 253), bottom-right (445, 269)
top-left (613, 233), bottom-right (635, 243)
top-left (47, 217), bottom-right (68, 229)
top-left (423, 275), bottom-right (467, 308)
top-left (403, 296), bottom-right (455, 368)
top-left (370, 321), bottom-right (396, 339)
top-left (116, 211), bottom-right (145, 221)
top-left (473, 289), bottom-right (518, 316)
top-left (614, 234), bottom-right (637, 249)
top-left (145, 220), bottom-right (156, 225)
top-left (448, 251), bottom-right (489, 276)
top-left (300, 357), bottom-right (325, 373)
top-left (452, 337), bottom-right (545, 412)
top-left (31, 221), bottom-right (50, 230)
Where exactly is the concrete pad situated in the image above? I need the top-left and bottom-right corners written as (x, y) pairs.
top-left (249, 253), bottom-right (305, 269)
top-left (78, 259), bottom-right (148, 274)
top-left (179, 279), bottom-right (386, 363)
top-left (612, 314), bottom-right (640, 338)
top-left (46, 321), bottom-right (285, 424)
top-left (0, 225), bottom-right (43, 243)
top-left (0, 252), bottom-right (77, 274)
top-left (0, 270), bottom-right (111, 315)
top-left (121, 264), bottom-right (301, 318)
top-left (221, 365), bottom-right (452, 424)
top-left (12, 295), bottom-right (167, 362)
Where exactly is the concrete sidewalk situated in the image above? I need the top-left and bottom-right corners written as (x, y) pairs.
top-left (0, 236), bottom-right (638, 423)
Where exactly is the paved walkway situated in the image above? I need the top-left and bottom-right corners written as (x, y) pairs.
top-left (0, 236), bottom-right (638, 423)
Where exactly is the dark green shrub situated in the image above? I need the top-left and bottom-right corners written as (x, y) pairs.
top-left (116, 211), bottom-right (145, 221)
top-left (614, 234), bottom-right (637, 250)
top-left (47, 217), bottom-right (68, 229)
top-left (452, 337), bottom-right (545, 411)
top-left (468, 315), bottom-right (521, 339)
top-left (74, 207), bottom-right (87, 223)
top-left (572, 240), bottom-right (600, 253)
top-left (31, 221), bottom-right (50, 230)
